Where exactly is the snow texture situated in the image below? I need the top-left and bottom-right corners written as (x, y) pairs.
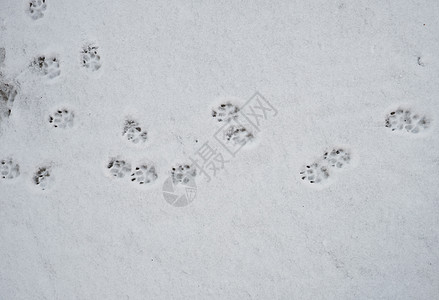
top-left (1, 1), bottom-right (439, 299)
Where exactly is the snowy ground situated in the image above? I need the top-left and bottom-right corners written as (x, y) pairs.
top-left (1, 0), bottom-right (439, 299)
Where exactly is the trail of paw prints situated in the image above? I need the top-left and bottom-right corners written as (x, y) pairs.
top-left (130, 164), bottom-right (157, 185)
top-left (212, 102), bottom-right (240, 123)
top-left (122, 119), bottom-right (148, 144)
top-left (300, 147), bottom-right (353, 186)
top-left (49, 108), bottom-right (74, 128)
top-left (27, 0), bottom-right (47, 20)
top-left (30, 55), bottom-right (60, 79)
top-left (106, 158), bottom-right (131, 179)
top-left (0, 158), bottom-right (20, 180)
top-left (0, 80), bottom-right (17, 121)
top-left (171, 164), bottom-right (196, 184)
top-left (81, 44), bottom-right (101, 71)
top-left (385, 108), bottom-right (430, 134)
top-left (33, 166), bottom-right (52, 190)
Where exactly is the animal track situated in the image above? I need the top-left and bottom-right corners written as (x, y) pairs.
top-left (212, 102), bottom-right (240, 122)
top-left (323, 148), bottom-right (351, 169)
top-left (171, 164), bottom-right (196, 184)
top-left (31, 55), bottom-right (60, 79)
top-left (300, 147), bottom-right (353, 186)
top-left (33, 166), bottom-right (52, 190)
top-left (385, 108), bottom-right (430, 134)
top-left (107, 158), bottom-right (131, 178)
top-left (299, 163), bottom-right (330, 184)
top-left (0, 80), bottom-right (17, 120)
top-left (81, 45), bottom-right (101, 71)
top-left (0, 158), bottom-right (20, 180)
top-left (122, 119), bottom-right (148, 144)
top-left (49, 109), bottom-right (74, 128)
top-left (27, 0), bottom-right (47, 20)
top-left (224, 125), bottom-right (254, 145)
top-left (130, 164), bottom-right (158, 185)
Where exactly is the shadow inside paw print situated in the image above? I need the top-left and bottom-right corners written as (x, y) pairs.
top-left (323, 148), bottom-right (351, 169)
top-left (299, 163), bottom-right (330, 184)
top-left (130, 164), bottom-right (158, 185)
top-left (0, 158), bottom-right (20, 180)
top-left (81, 45), bottom-right (101, 71)
top-left (212, 102), bottom-right (240, 122)
top-left (49, 109), bottom-right (74, 128)
top-left (171, 164), bottom-right (196, 184)
top-left (31, 55), bottom-right (60, 79)
top-left (0, 81), bottom-right (17, 119)
top-left (122, 120), bottom-right (148, 144)
top-left (107, 158), bottom-right (131, 178)
top-left (224, 125), bottom-right (254, 146)
top-left (28, 0), bottom-right (47, 20)
top-left (33, 167), bottom-right (52, 190)
top-left (385, 108), bottom-right (430, 134)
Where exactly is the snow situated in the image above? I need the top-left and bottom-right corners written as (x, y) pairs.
top-left (1, 0), bottom-right (439, 299)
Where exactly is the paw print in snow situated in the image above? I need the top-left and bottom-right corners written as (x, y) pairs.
top-left (224, 125), bottom-right (254, 146)
top-left (323, 148), bottom-right (351, 169)
top-left (0, 81), bottom-right (17, 119)
top-left (31, 55), bottom-right (60, 79)
top-left (171, 164), bottom-right (196, 184)
top-left (299, 163), bottom-right (330, 184)
top-left (33, 167), bottom-right (52, 190)
top-left (212, 102), bottom-right (240, 122)
top-left (107, 158), bottom-right (131, 178)
top-left (0, 158), bottom-right (20, 180)
top-left (385, 108), bottom-right (430, 134)
top-left (0, 82), bottom-right (17, 105)
top-left (123, 120), bottom-right (148, 144)
top-left (81, 45), bottom-right (101, 71)
top-left (28, 0), bottom-right (47, 20)
top-left (49, 109), bottom-right (74, 128)
top-left (130, 164), bottom-right (158, 185)
top-left (300, 146), bottom-right (354, 187)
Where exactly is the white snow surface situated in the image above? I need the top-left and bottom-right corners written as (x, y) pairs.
top-left (1, 0), bottom-right (439, 299)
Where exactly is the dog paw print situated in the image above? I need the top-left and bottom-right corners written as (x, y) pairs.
top-left (224, 125), bottom-right (254, 146)
top-left (107, 158), bottom-right (131, 178)
top-left (122, 119), bottom-right (148, 144)
top-left (0, 81), bottom-right (17, 119)
top-left (27, 0), bottom-right (47, 20)
top-left (212, 102), bottom-right (240, 122)
top-left (31, 55), bottom-right (60, 79)
top-left (171, 164), bottom-right (196, 184)
top-left (323, 148), bottom-right (351, 169)
top-left (49, 109), bottom-right (74, 128)
top-left (33, 166), bottom-right (52, 190)
top-left (385, 108), bottom-right (430, 134)
top-left (130, 164), bottom-right (158, 185)
top-left (300, 146), bottom-right (354, 187)
top-left (0, 158), bottom-right (20, 180)
top-left (81, 45), bottom-right (101, 71)
top-left (299, 163), bottom-right (330, 185)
